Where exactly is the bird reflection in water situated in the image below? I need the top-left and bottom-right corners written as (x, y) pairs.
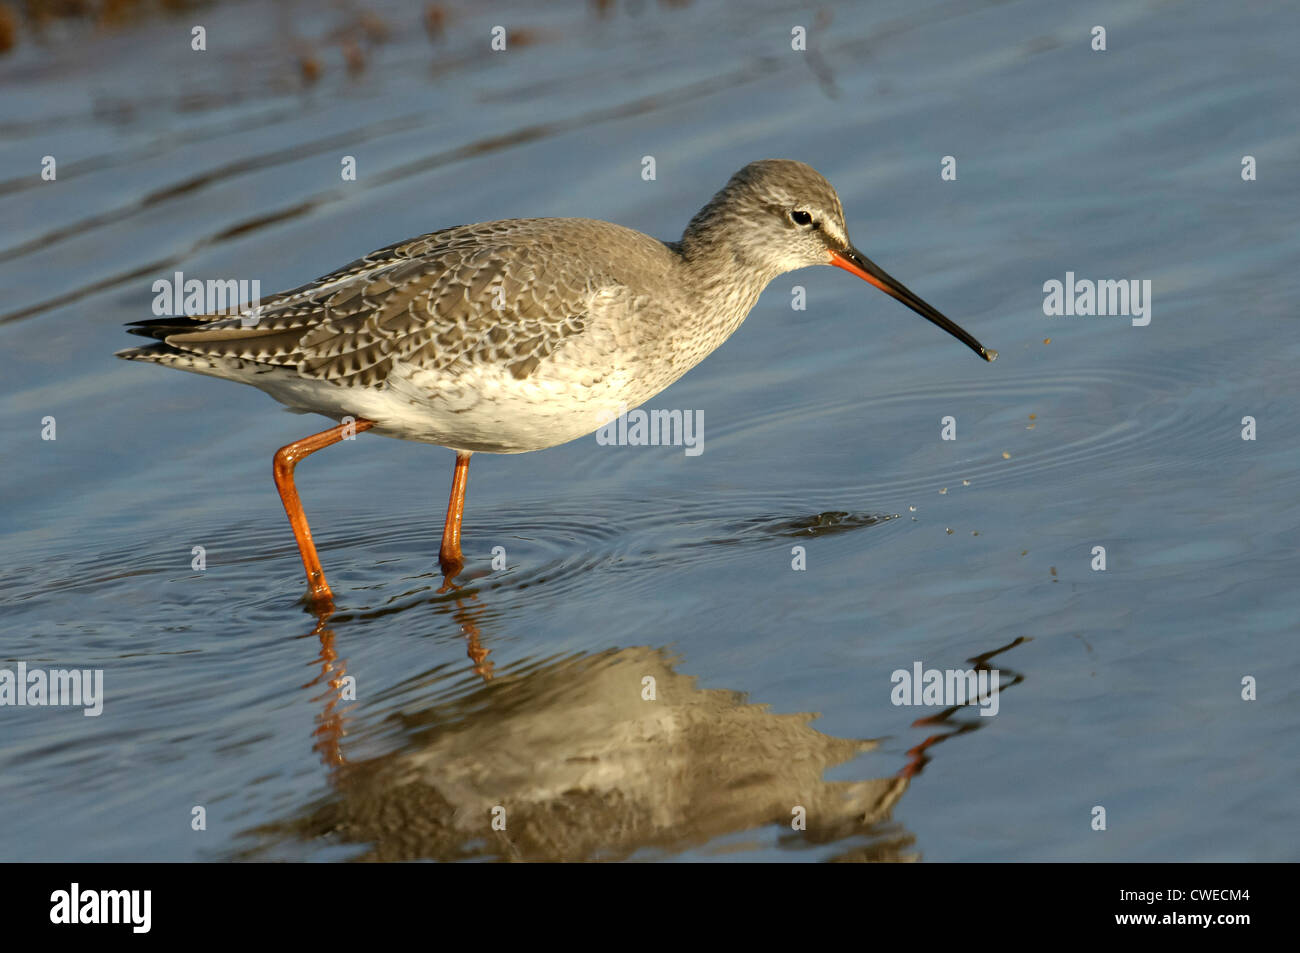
top-left (304, 579), bottom-right (494, 769)
top-left (253, 594), bottom-right (1026, 861)
top-left (901, 637), bottom-right (1029, 779)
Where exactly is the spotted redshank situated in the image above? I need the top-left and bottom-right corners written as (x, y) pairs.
top-left (118, 160), bottom-right (995, 608)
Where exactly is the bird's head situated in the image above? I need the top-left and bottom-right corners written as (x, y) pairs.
top-left (684, 159), bottom-right (996, 362)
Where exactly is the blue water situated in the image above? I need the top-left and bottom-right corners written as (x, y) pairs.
top-left (1, 0), bottom-right (1297, 861)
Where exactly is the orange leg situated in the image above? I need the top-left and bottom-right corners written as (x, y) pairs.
top-left (439, 451), bottom-right (472, 577)
top-left (273, 418), bottom-right (374, 608)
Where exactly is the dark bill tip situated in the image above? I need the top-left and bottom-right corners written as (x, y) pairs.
top-left (830, 247), bottom-right (996, 363)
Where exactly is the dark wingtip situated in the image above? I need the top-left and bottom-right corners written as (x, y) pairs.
top-left (124, 316), bottom-right (208, 340)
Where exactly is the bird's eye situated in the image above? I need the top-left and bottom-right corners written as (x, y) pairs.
top-left (790, 210), bottom-right (815, 227)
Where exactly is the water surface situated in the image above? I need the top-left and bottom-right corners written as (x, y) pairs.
top-left (1, 0), bottom-right (1297, 861)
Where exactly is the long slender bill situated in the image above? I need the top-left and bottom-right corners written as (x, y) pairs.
top-left (829, 247), bottom-right (997, 362)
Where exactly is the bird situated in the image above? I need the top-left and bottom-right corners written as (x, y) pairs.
top-left (118, 159), bottom-right (996, 609)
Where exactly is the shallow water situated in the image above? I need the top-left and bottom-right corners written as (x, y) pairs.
top-left (1, 0), bottom-right (1297, 861)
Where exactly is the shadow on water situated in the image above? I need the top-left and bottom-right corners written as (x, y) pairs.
top-left (726, 510), bottom-right (895, 539)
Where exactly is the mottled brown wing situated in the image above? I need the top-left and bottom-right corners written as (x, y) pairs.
top-left (155, 221), bottom-right (595, 387)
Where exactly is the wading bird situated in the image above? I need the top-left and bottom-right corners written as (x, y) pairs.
top-left (119, 160), bottom-right (995, 608)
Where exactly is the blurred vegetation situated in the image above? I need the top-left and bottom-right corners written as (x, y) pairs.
top-left (2, 1), bottom-right (224, 54)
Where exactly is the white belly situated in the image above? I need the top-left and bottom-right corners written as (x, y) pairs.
top-left (258, 356), bottom-right (667, 454)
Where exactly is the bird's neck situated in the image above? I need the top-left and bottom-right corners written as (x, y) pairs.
top-left (673, 224), bottom-right (779, 345)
